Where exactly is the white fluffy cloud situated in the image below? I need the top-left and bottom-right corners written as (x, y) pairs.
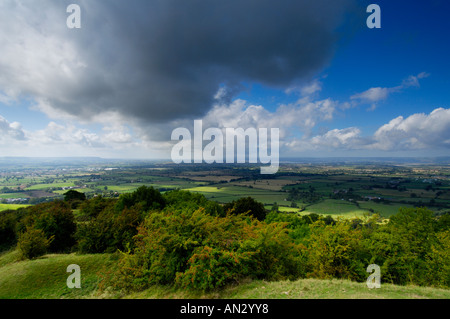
top-left (351, 72), bottom-right (430, 111)
top-left (0, 114), bottom-right (159, 158)
top-left (285, 79), bottom-right (323, 96)
top-left (1, 104), bottom-right (449, 158)
top-left (370, 107), bottom-right (450, 150)
top-left (32, 122), bottom-right (103, 148)
top-left (0, 115), bottom-right (26, 142)
top-left (310, 127), bottom-right (362, 149)
top-left (351, 87), bottom-right (391, 104)
top-left (290, 107), bottom-right (450, 153)
top-left (202, 97), bottom-right (337, 138)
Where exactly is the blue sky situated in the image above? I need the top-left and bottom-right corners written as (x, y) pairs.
top-left (0, 0), bottom-right (449, 159)
top-left (238, 0), bottom-right (450, 138)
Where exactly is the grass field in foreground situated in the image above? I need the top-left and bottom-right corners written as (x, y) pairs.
top-left (0, 249), bottom-right (116, 299)
top-left (0, 249), bottom-right (449, 299)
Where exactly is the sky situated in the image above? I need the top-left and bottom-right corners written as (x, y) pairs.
top-left (0, 0), bottom-right (449, 160)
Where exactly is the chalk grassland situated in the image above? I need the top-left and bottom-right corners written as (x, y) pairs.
top-left (0, 249), bottom-right (449, 299)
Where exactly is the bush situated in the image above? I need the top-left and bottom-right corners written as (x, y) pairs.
top-left (240, 222), bottom-right (306, 281)
top-left (116, 209), bottom-right (251, 288)
top-left (18, 201), bottom-right (77, 253)
top-left (223, 197), bottom-right (267, 221)
top-left (76, 210), bottom-right (115, 254)
top-left (17, 226), bottom-right (53, 260)
top-left (435, 211), bottom-right (450, 232)
top-left (265, 211), bottom-right (310, 243)
top-left (427, 230), bottom-right (450, 287)
top-left (163, 190), bottom-right (224, 216)
top-left (111, 206), bottom-right (142, 251)
top-left (306, 220), bottom-right (367, 281)
top-left (0, 210), bottom-right (19, 251)
top-left (175, 246), bottom-right (251, 291)
top-left (111, 208), bottom-right (305, 292)
top-left (64, 189), bottom-right (86, 202)
top-left (78, 196), bottom-right (116, 220)
top-left (116, 186), bottom-right (165, 212)
top-left (76, 205), bottom-right (142, 254)
top-left (367, 207), bottom-right (439, 286)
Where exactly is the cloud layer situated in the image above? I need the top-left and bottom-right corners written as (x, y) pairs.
top-left (0, 0), bottom-right (357, 127)
top-left (293, 107), bottom-right (450, 153)
top-left (1, 1), bottom-right (447, 159)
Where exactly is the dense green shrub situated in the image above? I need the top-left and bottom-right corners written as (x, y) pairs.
top-left (18, 201), bottom-right (76, 253)
top-left (107, 204), bottom-right (450, 292)
top-left (115, 209), bottom-right (251, 289)
top-left (426, 230), bottom-right (450, 287)
top-left (78, 196), bottom-right (117, 220)
top-left (265, 211), bottom-right (334, 244)
top-left (112, 208), bottom-right (304, 292)
top-left (223, 197), bottom-right (267, 221)
top-left (64, 189), bottom-right (86, 202)
top-left (116, 185), bottom-right (165, 212)
top-left (0, 210), bottom-right (20, 250)
top-left (175, 246), bottom-right (252, 291)
top-left (239, 222), bottom-right (306, 281)
top-left (306, 220), bottom-right (367, 281)
top-left (367, 207), bottom-right (440, 286)
top-left (76, 205), bottom-right (142, 253)
top-left (63, 190), bottom-right (86, 209)
top-left (76, 186), bottom-right (167, 254)
top-left (111, 206), bottom-right (142, 251)
top-left (4, 189), bottom-right (447, 291)
top-left (17, 226), bottom-right (53, 260)
top-left (76, 209), bottom-right (115, 254)
top-left (163, 189), bottom-right (224, 216)
top-left (434, 211), bottom-right (450, 232)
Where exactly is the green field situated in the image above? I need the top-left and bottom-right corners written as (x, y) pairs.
top-left (0, 203), bottom-right (31, 211)
top-left (185, 185), bottom-right (288, 204)
top-left (1, 161), bottom-right (449, 219)
top-left (302, 199), bottom-right (369, 219)
top-left (0, 193), bottom-right (30, 199)
top-left (25, 182), bottom-right (76, 190)
top-left (357, 201), bottom-right (415, 217)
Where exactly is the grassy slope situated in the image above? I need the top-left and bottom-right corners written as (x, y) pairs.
top-left (0, 249), bottom-right (116, 299)
top-left (0, 249), bottom-right (449, 299)
top-left (127, 279), bottom-right (450, 300)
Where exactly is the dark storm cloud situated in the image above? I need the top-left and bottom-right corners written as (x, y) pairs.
top-left (1, 0), bottom-right (361, 124)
